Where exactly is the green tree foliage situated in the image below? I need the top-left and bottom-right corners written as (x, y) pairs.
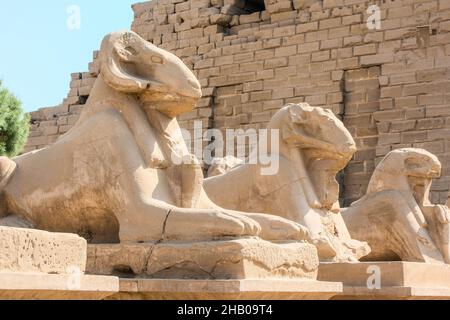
top-left (0, 81), bottom-right (30, 156)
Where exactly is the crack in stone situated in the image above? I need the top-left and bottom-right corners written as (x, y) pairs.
top-left (209, 258), bottom-right (243, 278)
top-left (152, 260), bottom-right (218, 280)
top-left (161, 208), bottom-right (173, 242)
top-left (142, 208), bottom-right (173, 276)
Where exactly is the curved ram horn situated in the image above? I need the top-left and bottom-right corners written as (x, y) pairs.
top-left (99, 33), bottom-right (149, 93)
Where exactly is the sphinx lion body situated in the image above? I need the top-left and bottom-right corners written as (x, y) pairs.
top-left (4, 108), bottom-right (171, 243)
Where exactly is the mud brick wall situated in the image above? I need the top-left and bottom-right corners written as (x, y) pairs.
top-left (26, 0), bottom-right (450, 205)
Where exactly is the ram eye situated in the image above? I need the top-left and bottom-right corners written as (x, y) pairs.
top-left (151, 56), bottom-right (164, 64)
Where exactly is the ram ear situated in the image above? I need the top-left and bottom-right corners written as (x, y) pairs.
top-left (100, 37), bottom-right (149, 93)
top-left (281, 104), bottom-right (304, 142)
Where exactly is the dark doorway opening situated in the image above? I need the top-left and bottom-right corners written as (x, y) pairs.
top-left (244, 0), bottom-right (266, 13)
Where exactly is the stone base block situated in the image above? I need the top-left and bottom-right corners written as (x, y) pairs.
top-left (0, 227), bottom-right (87, 274)
top-left (87, 238), bottom-right (319, 280)
top-left (0, 273), bottom-right (119, 300)
top-left (318, 262), bottom-right (450, 300)
top-left (108, 279), bottom-right (342, 300)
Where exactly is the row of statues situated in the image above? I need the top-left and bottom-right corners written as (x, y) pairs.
top-left (0, 31), bottom-right (449, 271)
top-left (205, 108), bottom-right (450, 265)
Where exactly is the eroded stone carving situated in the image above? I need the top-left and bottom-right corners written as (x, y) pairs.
top-left (204, 103), bottom-right (370, 262)
top-left (208, 156), bottom-right (244, 178)
top-left (0, 31), bottom-right (309, 246)
top-left (343, 148), bottom-right (450, 264)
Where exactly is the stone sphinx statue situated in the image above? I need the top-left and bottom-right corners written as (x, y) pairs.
top-left (0, 31), bottom-right (309, 244)
top-left (204, 103), bottom-right (370, 262)
top-left (207, 156), bottom-right (244, 178)
top-left (342, 148), bottom-right (450, 264)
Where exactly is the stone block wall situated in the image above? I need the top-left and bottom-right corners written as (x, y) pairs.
top-left (342, 66), bottom-right (381, 205)
top-left (26, 0), bottom-right (450, 205)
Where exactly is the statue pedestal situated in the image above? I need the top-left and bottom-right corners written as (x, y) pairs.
top-left (318, 262), bottom-right (450, 300)
top-left (0, 226), bottom-right (87, 274)
top-left (0, 227), bottom-right (119, 300)
top-left (87, 238), bottom-right (342, 300)
top-left (87, 238), bottom-right (320, 280)
top-left (108, 278), bottom-right (342, 300)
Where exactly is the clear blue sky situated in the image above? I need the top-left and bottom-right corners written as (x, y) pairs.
top-left (0, 0), bottom-right (138, 112)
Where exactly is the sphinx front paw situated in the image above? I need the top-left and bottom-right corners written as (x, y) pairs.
top-left (163, 208), bottom-right (262, 241)
top-left (218, 210), bottom-right (262, 237)
top-left (310, 234), bottom-right (337, 260)
top-left (239, 213), bottom-right (311, 242)
top-left (434, 205), bottom-right (450, 224)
